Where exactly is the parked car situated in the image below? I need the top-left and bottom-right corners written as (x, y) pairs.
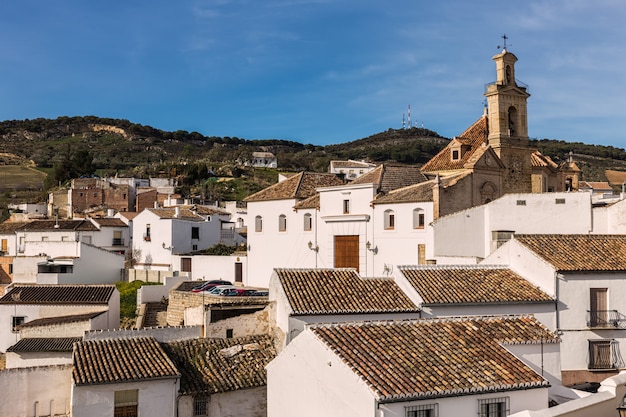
top-left (191, 279), bottom-right (232, 293)
top-left (204, 285), bottom-right (236, 296)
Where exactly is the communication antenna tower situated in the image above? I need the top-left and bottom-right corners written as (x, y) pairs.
top-left (407, 104), bottom-right (411, 129)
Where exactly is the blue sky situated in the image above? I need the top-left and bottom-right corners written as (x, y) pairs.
top-left (1, 1), bottom-right (625, 148)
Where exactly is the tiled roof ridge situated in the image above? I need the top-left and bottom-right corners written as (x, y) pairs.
top-left (515, 233), bottom-right (625, 239)
top-left (10, 283), bottom-right (115, 288)
top-left (309, 314), bottom-right (541, 328)
top-left (398, 264), bottom-right (509, 270)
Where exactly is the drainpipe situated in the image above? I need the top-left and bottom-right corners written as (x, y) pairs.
top-left (555, 272), bottom-right (563, 333)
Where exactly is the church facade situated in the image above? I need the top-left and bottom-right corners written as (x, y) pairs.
top-left (421, 48), bottom-right (580, 218)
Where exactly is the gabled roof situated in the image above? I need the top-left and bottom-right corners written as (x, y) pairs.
top-left (0, 221), bottom-right (30, 234)
top-left (0, 284), bottom-right (115, 305)
top-left (310, 316), bottom-right (554, 402)
top-left (146, 207), bottom-right (205, 221)
top-left (73, 337), bottom-right (180, 386)
top-left (372, 171), bottom-right (472, 205)
top-left (116, 211), bottom-right (139, 221)
top-left (531, 152), bottom-right (558, 170)
top-left (16, 219), bottom-right (98, 232)
top-left (579, 181), bottom-right (613, 192)
top-left (162, 334), bottom-right (276, 395)
top-left (514, 234), bottom-right (626, 272)
top-left (421, 115), bottom-right (488, 172)
top-left (350, 165), bottom-right (427, 194)
top-left (293, 193), bottom-right (320, 210)
top-left (275, 268), bottom-right (419, 315)
top-left (398, 265), bottom-right (553, 305)
top-left (8, 337), bottom-right (81, 353)
top-left (90, 218), bottom-right (127, 227)
top-left (244, 172), bottom-right (344, 202)
top-left (16, 311), bottom-right (105, 329)
top-left (177, 205), bottom-right (229, 216)
top-left (330, 160), bottom-right (376, 169)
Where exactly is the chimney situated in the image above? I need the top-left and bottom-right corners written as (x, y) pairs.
top-left (432, 175), bottom-right (441, 220)
top-left (175, 207), bottom-right (181, 218)
top-left (107, 208), bottom-right (115, 217)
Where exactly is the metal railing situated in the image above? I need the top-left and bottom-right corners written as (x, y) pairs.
top-left (112, 238), bottom-right (125, 246)
top-left (587, 310), bottom-right (622, 328)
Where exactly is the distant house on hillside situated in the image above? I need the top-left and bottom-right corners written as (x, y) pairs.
top-left (328, 160), bottom-right (377, 180)
top-left (252, 152), bottom-right (277, 168)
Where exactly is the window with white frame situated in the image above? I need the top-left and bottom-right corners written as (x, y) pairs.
top-left (278, 214), bottom-right (287, 232)
top-left (384, 209), bottom-right (395, 230)
top-left (406, 403), bottom-right (438, 417)
top-left (303, 213), bottom-right (312, 231)
top-left (478, 397), bottom-right (509, 417)
top-left (413, 208), bottom-right (425, 229)
top-left (255, 216), bottom-right (263, 232)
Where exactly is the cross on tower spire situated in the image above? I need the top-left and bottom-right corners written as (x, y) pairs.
top-left (497, 34), bottom-right (510, 51)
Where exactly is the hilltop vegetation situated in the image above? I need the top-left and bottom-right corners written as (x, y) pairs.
top-left (1, 116), bottom-right (626, 205)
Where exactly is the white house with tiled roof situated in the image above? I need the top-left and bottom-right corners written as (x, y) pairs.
top-left (269, 268), bottom-right (421, 345)
top-left (268, 316), bottom-right (557, 417)
top-left (329, 159), bottom-right (377, 180)
top-left (244, 172), bottom-right (345, 287)
top-left (483, 234), bottom-right (626, 387)
top-left (0, 284), bottom-right (119, 352)
top-left (131, 206), bottom-right (233, 272)
top-left (72, 337), bottom-right (181, 417)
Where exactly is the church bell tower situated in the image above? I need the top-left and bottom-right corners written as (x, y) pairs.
top-left (484, 42), bottom-right (533, 193)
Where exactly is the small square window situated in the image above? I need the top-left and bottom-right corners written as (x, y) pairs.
top-left (555, 198), bottom-right (566, 204)
top-left (406, 404), bottom-right (438, 417)
top-left (226, 329), bottom-right (234, 338)
top-left (516, 200), bottom-right (526, 206)
top-left (12, 316), bottom-right (25, 332)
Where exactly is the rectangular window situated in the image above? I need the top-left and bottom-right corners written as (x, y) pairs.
top-left (589, 288), bottom-right (609, 327)
top-left (191, 227), bottom-right (200, 240)
top-left (516, 200), bottom-right (526, 206)
top-left (9, 264), bottom-right (13, 274)
top-left (343, 199), bottom-right (350, 214)
top-left (12, 316), bottom-right (25, 332)
top-left (555, 198), bottom-right (566, 204)
top-left (255, 216), bottom-right (263, 233)
top-left (478, 397), bottom-right (509, 417)
top-left (452, 150), bottom-right (459, 160)
top-left (181, 257), bottom-right (192, 273)
top-left (193, 396), bottom-right (209, 416)
top-left (144, 224), bottom-right (151, 241)
top-left (226, 329), bottom-right (234, 338)
top-left (1, 239), bottom-right (7, 253)
top-left (588, 340), bottom-right (619, 369)
top-left (41, 236), bottom-right (49, 242)
top-left (406, 403), bottom-right (438, 417)
top-left (192, 244), bottom-right (198, 251)
top-left (114, 389), bottom-right (138, 417)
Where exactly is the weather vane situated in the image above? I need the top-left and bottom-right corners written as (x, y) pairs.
top-left (497, 34), bottom-right (511, 50)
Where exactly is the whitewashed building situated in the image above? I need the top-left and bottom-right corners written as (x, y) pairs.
top-left (267, 316), bottom-right (556, 417)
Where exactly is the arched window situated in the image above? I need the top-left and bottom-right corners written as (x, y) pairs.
top-left (278, 214), bottom-right (287, 232)
top-left (384, 209), bottom-right (395, 230)
top-left (303, 213), bottom-right (312, 231)
top-left (508, 106), bottom-right (517, 136)
top-left (255, 215), bottom-right (263, 232)
top-left (413, 208), bottom-right (425, 229)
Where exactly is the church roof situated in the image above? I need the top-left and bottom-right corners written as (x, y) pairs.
top-left (244, 172), bottom-right (344, 202)
top-left (531, 151), bottom-right (558, 170)
top-left (420, 115), bottom-right (489, 173)
top-left (350, 165), bottom-right (427, 194)
top-left (373, 171), bottom-right (472, 205)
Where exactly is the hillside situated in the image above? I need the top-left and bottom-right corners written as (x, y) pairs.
top-left (1, 116), bottom-right (626, 201)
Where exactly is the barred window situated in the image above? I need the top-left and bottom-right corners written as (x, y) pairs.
top-left (478, 397), bottom-right (509, 417)
top-left (406, 403), bottom-right (438, 417)
top-left (193, 395), bottom-right (209, 416)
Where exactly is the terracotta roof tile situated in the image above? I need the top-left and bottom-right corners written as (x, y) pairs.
top-left (373, 171), bottom-right (472, 204)
top-left (16, 311), bottom-right (106, 329)
top-left (276, 268), bottom-right (419, 315)
top-left (351, 165), bottom-right (427, 194)
top-left (398, 265), bottom-right (553, 305)
top-left (514, 234), bottom-right (626, 272)
top-left (421, 116), bottom-right (488, 172)
top-left (0, 284), bottom-right (115, 305)
top-left (17, 220), bottom-right (99, 231)
top-left (310, 316), bottom-right (554, 401)
top-left (162, 334), bottom-right (276, 395)
top-left (293, 194), bottom-right (320, 210)
top-left (91, 218), bottom-right (127, 227)
top-left (73, 337), bottom-right (179, 385)
top-left (0, 221), bottom-right (30, 234)
top-left (531, 152), bottom-right (558, 169)
top-left (244, 172), bottom-right (344, 202)
top-left (147, 208), bottom-right (205, 221)
top-left (8, 337), bottom-right (81, 353)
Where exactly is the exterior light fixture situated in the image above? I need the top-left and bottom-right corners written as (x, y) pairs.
top-left (366, 241), bottom-right (378, 254)
top-left (307, 241), bottom-right (319, 252)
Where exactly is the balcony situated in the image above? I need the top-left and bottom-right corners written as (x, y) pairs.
top-left (143, 234), bottom-right (151, 242)
top-left (112, 238), bottom-right (125, 246)
top-left (587, 310), bottom-right (624, 328)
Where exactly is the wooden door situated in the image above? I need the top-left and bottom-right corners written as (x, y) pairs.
top-left (235, 262), bottom-right (243, 283)
top-left (590, 288), bottom-right (608, 326)
top-left (334, 235), bottom-right (359, 271)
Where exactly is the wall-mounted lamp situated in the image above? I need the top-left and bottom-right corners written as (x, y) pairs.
top-left (162, 242), bottom-right (173, 251)
top-left (366, 241), bottom-right (378, 254)
top-left (247, 244), bottom-right (251, 251)
top-left (307, 241), bottom-right (319, 252)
